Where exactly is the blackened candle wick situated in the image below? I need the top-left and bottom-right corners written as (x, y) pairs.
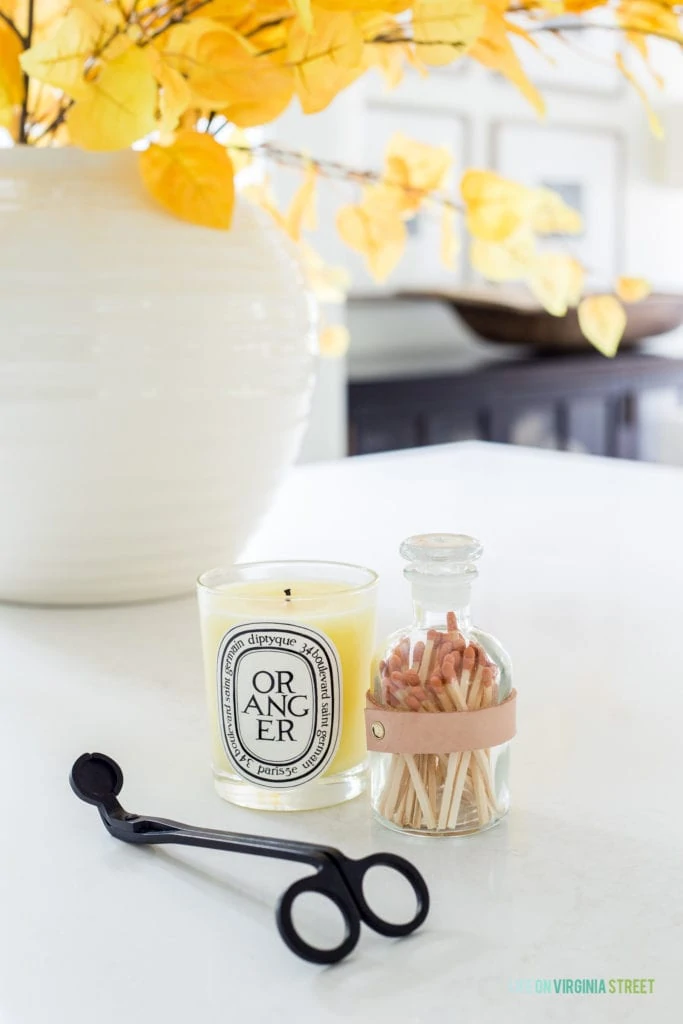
top-left (284, 587), bottom-right (292, 602)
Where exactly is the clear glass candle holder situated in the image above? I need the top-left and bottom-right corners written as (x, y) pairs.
top-left (197, 561), bottom-right (378, 811)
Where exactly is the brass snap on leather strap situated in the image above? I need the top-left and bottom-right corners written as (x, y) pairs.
top-left (364, 689), bottom-right (517, 754)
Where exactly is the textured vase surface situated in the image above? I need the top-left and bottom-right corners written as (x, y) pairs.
top-left (0, 148), bottom-right (317, 603)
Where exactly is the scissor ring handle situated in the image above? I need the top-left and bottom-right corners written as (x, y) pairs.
top-left (276, 872), bottom-right (361, 965)
top-left (343, 852), bottom-right (430, 938)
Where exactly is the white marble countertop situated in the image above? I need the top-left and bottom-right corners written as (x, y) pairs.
top-left (2, 442), bottom-right (681, 1024)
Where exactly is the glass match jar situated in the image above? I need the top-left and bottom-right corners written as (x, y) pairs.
top-left (197, 561), bottom-right (378, 811)
top-left (366, 534), bottom-right (516, 837)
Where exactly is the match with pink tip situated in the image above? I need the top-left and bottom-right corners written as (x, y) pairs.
top-left (374, 611), bottom-right (505, 834)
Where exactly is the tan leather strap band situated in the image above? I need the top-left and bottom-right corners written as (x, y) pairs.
top-left (365, 689), bottom-right (517, 753)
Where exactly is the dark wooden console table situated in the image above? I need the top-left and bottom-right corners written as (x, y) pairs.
top-left (347, 299), bottom-right (683, 459)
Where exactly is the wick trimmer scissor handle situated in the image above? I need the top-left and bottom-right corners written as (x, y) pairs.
top-left (70, 752), bottom-right (431, 966)
top-left (276, 852), bottom-right (430, 965)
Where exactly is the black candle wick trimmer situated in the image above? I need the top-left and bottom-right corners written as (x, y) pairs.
top-left (70, 753), bottom-right (430, 965)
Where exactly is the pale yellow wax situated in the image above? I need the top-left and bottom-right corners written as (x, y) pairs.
top-left (199, 580), bottom-right (376, 780)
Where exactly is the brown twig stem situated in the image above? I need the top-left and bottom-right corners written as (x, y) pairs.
top-left (17, 0), bottom-right (34, 144)
top-left (0, 10), bottom-right (26, 45)
top-left (229, 141), bottom-right (464, 213)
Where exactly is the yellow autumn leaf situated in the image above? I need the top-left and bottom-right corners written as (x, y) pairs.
top-left (316, 0), bottom-right (409, 8)
top-left (184, 27), bottom-right (294, 125)
top-left (241, 176), bottom-right (288, 231)
top-left (285, 162), bottom-right (318, 240)
top-left (461, 169), bottom-right (530, 242)
top-left (190, 29), bottom-right (256, 98)
top-left (578, 295), bottom-right (627, 357)
top-left (384, 133), bottom-right (452, 211)
top-left (530, 187), bottom-right (583, 235)
top-left (20, 9), bottom-right (102, 99)
top-left (148, 51), bottom-right (192, 135)
top-left (195, 0), bottom-right (279, 29)
top-left (319, 324), bottom-right (350, 357)
top-left (565, 258), bottom-right (585, 307)
top-left (615, 52), bottom-right (663, 139)
top-left (220, 1), bottom-right (293, 48)
top-left (470, 228), bottom-right (536, 282)
top-left (626, 27), bottom-right (648, 61)
top-left (413, 0), bottom-right (486, 67)
top-left (72, 0), bottom-right (125, 31)
top-left (563, 0), bottom-right (605, 10)
top-left (300, 241), bottom-right (351, 302)
top-left (9, 0), bottom-right (71, 43)
top-left (0, 22), bottom-right (24, 128)
top-left (625, 30), bottom-right (664, 87)
top-left (66, 45), bottom-right (157, 150)
top-left (19, 0), bottom-right (127, 97)
top-left (617, 0), bottom-right (683, 43)
top-left (440, 205), bottom-right (460, 269)
top-left (363, 41), bottom-right (405, 90)
top-left (358, 12), bottom-right (407, 87)
top-left (382, 155), bottom-right (415, 212)
top-left (287, 7), bottom-right (364, 114)
top-left (291, 0), bottom-right (313, 31)
top-left (160, 71), bottom-right (192, 135)
top-left (616, 276), bottom-right (651, 302)
top-left (140, 132), bottom-right (235, 229)
top-left (155, 18), bottom-right (226, 75)
top-left (469, 8), bottom-right (545, 116)
top-left (528, 252), bottom-right (583, 316)
top-left (336, 191), bottom-right (406, 281)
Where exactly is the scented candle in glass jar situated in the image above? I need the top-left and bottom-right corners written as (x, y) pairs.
top-left (366, 534), bottom-right (516, 836)
top-left (198, 561), bottom-right (378, 811)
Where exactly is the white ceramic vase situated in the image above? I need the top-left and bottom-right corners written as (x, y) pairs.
top-left (0, 148), bottom-right (317, 604)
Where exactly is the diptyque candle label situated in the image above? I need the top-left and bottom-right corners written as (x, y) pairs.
top-left (216, 621), bottom-right (342, 788)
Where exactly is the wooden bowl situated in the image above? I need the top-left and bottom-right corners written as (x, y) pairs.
top-left (400, 289), bottom-right (683, 352)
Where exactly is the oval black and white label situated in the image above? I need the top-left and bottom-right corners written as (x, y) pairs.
top-left (216, 621), bottom-right (342, 788)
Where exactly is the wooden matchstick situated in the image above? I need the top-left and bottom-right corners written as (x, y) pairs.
top-left (410, 641), bottom-right (425, 673)
top-left (443, 653), bottom-right (468, 711)
top-left (428, 675), bottom-right (455, 712)
top-left (460, 645), bottom-right (477, 702)
top-left (387, 654), bottom-right (403, 673)
top-left (412, 756), bottom-right (425, 829)
top-left (394, 768), bottom-right (410, 824)
top-left (436, 639), bottom-right (454, 665)
top-left (477, 669), bottom-right (501, 815)
top-left (437, 651), bottom-right (467, 828)
top-left (404, 753), bottom-right (436, 829)
top-left (447, 666), bottom-right (492, 828)
top-left (428, 754), bottom-right (438, 813)
top-left (380, 755), bottom-right (406, 818)
top-left (472, 753), bottom-right (490, 826)
top-left (375, 613), bottom-right (503, 832)
top-left (418, 630), bottom-right (440, 684)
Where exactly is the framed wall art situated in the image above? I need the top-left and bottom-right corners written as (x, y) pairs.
top-left (490, 120), bottom-right (626, 286)
top-left (357, 99), bottom-right (472, 292)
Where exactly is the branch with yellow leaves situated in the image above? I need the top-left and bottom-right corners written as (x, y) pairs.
top-left (231, 140), bottom-right (463, 213)
top-left (229, 132), bottom-right (650, 357)
top-left (531, 21), bottom-right (683, 46)
top-left (5, 0), bottom-right (668, 358)
top-left (366, 22), bottom-right (683, 49)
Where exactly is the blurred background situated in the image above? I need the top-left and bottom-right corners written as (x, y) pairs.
top-left (262, 37), bottom-right (683, 466)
